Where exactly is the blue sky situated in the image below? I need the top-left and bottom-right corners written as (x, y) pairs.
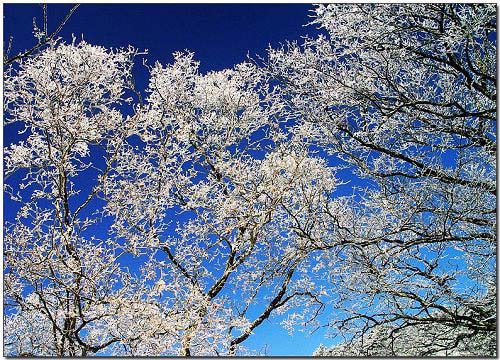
top-left (4, 4), bottom-right (318, 73)
top-left (3, 3), bottom-right (338, 355)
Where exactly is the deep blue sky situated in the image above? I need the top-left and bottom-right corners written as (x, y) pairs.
top-left (4, 4), bottom-right (319, 87)
top-left (3, 3), bottom-right (335, 356)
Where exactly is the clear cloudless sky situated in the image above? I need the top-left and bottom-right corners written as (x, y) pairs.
top-left (3, 3), bottom-right (336, 356)
top-left (4, 4), bottom-right (321, 88)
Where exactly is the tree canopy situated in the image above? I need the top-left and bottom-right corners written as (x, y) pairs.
top-left (3, 3), bottom-right (496, 357)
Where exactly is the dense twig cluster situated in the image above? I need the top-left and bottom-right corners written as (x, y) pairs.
top-left (4, 4), bottom-right (496, 356)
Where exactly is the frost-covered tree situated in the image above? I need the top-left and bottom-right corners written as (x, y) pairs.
top-left (4, 43), bottom-right (336, 355)
top-left (264, 3), bottom-right (496, 356)
top-left (101, 52), bottom-right (336, 355)
top-left (313, 319), bottom-right (496, 357)
top-left (3, 41), bottom-right (154, 356)
top-left (4, 3), bottom-right (496, 357)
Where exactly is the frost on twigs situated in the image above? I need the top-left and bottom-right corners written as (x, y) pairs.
top-left (4, 42), bottom-right (340, 356)
top-left (266, 3), bottom-right (496, 356)
top-left (4, 3), bottom-right (497, 356)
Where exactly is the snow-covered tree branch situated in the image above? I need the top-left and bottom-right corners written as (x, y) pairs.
top-left (264, 3), bottom-right (496, 356)
top-left (3, 3), bottom-right (496, 357)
